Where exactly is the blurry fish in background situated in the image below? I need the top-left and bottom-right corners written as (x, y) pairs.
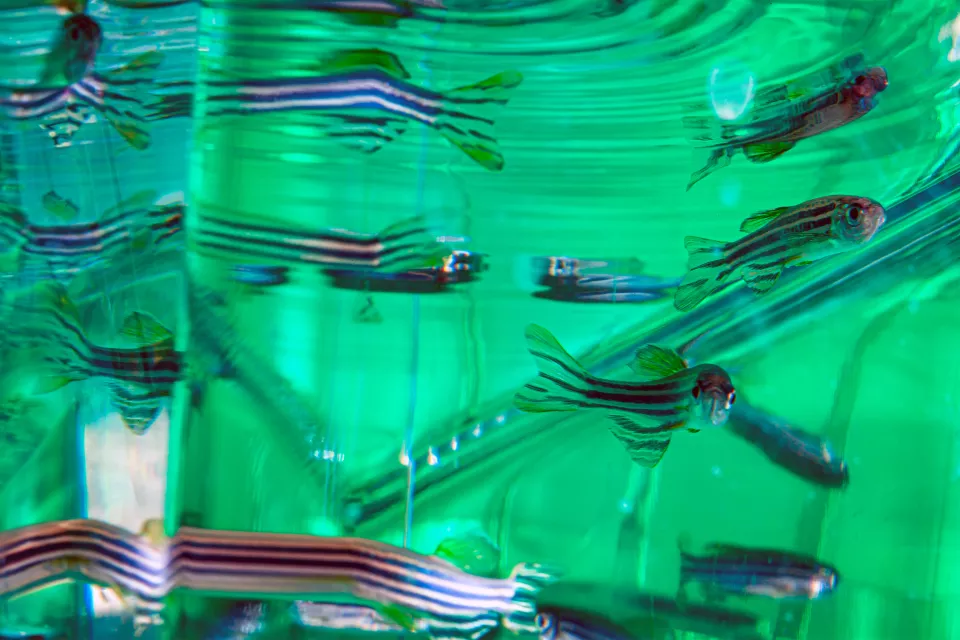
top-left (538, 606), bottom-right (674, 640)
top-left (196, 0), bottom-right (445, 27)
top-left (677, 537), bottom-right (839, 602)
top-left (1, 14), bottom-right (161, 150)
top-left (684, 55), bottom-right (888, 189)
top-left (531, 256), bottom-right (678, 304)
top-left (727, 400), bottom-right (849, 489)
top-left (324, 247), bottom-right (486, 294)
top-left (514, 324), bottom-right (736, 468)
top-left (148, 49), bottom-right (523, 171)
top-left (41, 190), bottom-right (79, 220)
top-left (202, 601), bottom-right (269, 639)
top-left (674, 195), bottom-right (886, 312)
top-left (229, 264), bottom-right (291, 291)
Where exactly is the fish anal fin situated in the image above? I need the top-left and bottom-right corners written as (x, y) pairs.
top-left (742, 263), bottom-right (783, 294)
top-left (376, 604), bottom-right (418, 632)
top-left (315, 49), bottom-right (410, 78)
top-left (629, 344), bottom-right (688, 379)
top-left (607, 413), bottom-right (680, 468)
top-left (739, 206), bottom-right (791, 233)
top-left (743, 141), bottom-right (795, 163)
top-left (326, 115), bottom-right (407, 153)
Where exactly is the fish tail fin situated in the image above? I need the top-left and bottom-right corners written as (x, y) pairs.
top-left (438, 70), bottom-right (524, 172)
top-left (375, 216), bottom-right (448, 272)
top-left (502, 563), bottom-right (561, 635)
top-left (674, 236), bottom-right (729, 312)
top-left (514, 324), bottom-right (587, 413)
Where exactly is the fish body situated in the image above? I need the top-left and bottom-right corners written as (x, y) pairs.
top-left (40, 14), bottom-right (103, 88)
top-left (686, 66), bottom-right (888, 189)
top-left (678, 541), bottom-right (838, 601)
top-left (513, 324), bottom-right (735, 468)
top-left (197, 49), bottom-right (522, 171)
top-left (674, 195), bottom-right (886, 312)
top-left (728, 402), bottom-right (848, 488)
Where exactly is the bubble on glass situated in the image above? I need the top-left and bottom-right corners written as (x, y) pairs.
top-left (708, 62), bottom-right (756, 122)
top-left (720, 179), bottom-right (742, 207)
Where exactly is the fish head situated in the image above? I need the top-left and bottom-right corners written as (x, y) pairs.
top-left (831, 197), bottom-right (885, 246)
top-left (691, 364), bottom-right (736, 427)
top-left (809, 565), bottom-right (839, 598)
top-left (535, 613), bottom-right (559, 640)
top-left (58, 14), bottom-right (103, 84)
top-left (852, 67), bottom-right (888, 98)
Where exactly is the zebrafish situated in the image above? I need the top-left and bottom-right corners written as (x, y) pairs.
top-left (674, 195), bottom-right (886, 312)
top-left (678, 538), bottom-right (838, 601)
top-left (203, 601), bottom-right (270, 639)
top-left (537, 606), bottom-right (674, 640)
top-left (9, 284), bottom-right (182, 434)
top-left (167, 49), bottom-right (522, 171)
top-left (728, 401), bottom-right (849, 489)
top-left (685, 64), bottom-right (888, 189)
top-left (513, 324), bottom-right (735, 468)
top-left (194, 214), bottom-right (448, 273)
top-left (172, 525), bottom-right (556, 639)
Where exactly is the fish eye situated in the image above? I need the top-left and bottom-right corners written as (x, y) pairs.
top-left (691, 386), bottom-right (700, 399)
top-left (846, 206), bottom-right (862, 225)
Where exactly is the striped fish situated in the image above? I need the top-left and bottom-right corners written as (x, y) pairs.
top-left (172, 526), bottom-right (556, 638)
top-left (674, 195), bottom-right (886, 312)
top-left (513, 324), bottom-right (735, 468)
top-left (678, 539), bottom-right (838, 601)
top-left (685, 65), bottom-right (888, 190)
top-left (727, 401), bottom-right (849, 489)
top-left (193, 213), bottom-right (449, 273)
top-left (537, 606), bottom-right (673, 640)
top-left (160, 49), bottom-right (522, 171)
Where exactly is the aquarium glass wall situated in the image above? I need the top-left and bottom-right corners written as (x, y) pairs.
top-left (0, 0), bottom-right (959, 638)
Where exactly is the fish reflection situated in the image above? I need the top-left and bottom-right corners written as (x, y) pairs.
top-left (728, 401), bottom-right (849, 488)
top-left (678, 539), bottom-right (839, 601)
top-left (514, 324), bottom-right (736, 468)
top-left (685, 57), bottom-right (888, 189)
top-left (324, 248), bottom-right (486, 293)
top-left (204, 601), bottom-right (269, 639)
top-left (149, 49), bottom-right (523, 171)
top-left (1, 15), bottom-right (159, 149)
top-left (675, 195), bottom-right (886, 312)
top-left (532, 256), bottom-right (677, 304)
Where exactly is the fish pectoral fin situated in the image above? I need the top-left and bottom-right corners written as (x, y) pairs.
top-left (739, 206), bottom-right (791, 233)
top-left (606, 413), bottom-right (678, 468)
top-left (743, 141), bottom-right (795, 163)
top-left (119, 311), bottom-right (173, 344)
top-left (434, 532), bottom-right (501, 577)
top-left (741, 263), bottom-right (784, 294)
top-left (376, 603), bottom-right (419, 632)
top-left (314, 49), bottom-right (410, 79)
top-left (629, 344), bottom-right (688, 379)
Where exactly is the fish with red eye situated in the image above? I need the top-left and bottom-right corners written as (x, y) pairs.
top-left (685, 64), bottom-right (889, 190)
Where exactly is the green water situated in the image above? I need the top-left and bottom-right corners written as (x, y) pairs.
top-left (3, 0), bottom-right (960, 637)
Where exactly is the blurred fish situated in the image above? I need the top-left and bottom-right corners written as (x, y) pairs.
top-left (39, 14), bottom-right (102, 88)
top-left (678, 538), bottom-right (838, 601)
top-left (513, 324), bottom-right (736, 468)
top-left (685, 64), bottom-right (888, 189)
top-left (172, 49), bottom-right (522, 171)
top-left (727, 401), bottom-right (849, 489)
top-left (230, 264), bottom-right (290, 290)
top-left (195, 0), bottom-right (444, 27)
top-left (538, 606), bottom-right (674, 640)
top-left (171, 525), bottom-right (558, 639)
top-left (532, 256), bottom-right (677, 304)
top-left (674, 195), bottom-right (886, 312)
top-left (41, 190), bottom-right (79, 221)
top-left (203, 601), bottom-right (269, 639)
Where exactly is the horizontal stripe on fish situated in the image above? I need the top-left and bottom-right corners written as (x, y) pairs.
top-left (192, 214), bottom-right (446, 272)
top-left (291, 601), bottom-right (500, 640)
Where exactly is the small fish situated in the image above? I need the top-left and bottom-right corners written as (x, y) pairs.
top-left (197, 49), bottom-right (523, 171)
top-left (40, 14), bottom-right (103, 88)
top-left (678, 538), bottom-right (839, 601)
top-left (727, 401), bottom-right (849, 489)
top-left (686, 66), bottom-right (888, 189)
top-left (513, 324), bottom-right (736, 468)
top-left (41, 190), bottom-right (79, 220)
top-left (674, 195), bottom-right (886, 312)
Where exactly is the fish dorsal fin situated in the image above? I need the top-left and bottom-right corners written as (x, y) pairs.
top-left (120, 311), bottom-right (173, 345)
top-left (316, 49), bottom-right (410, 79)
top-left (739, 206), bottom-right (790, 234)
top-left (434, 532), bottom-right (501, 577)
top-left (629, 344), bottom-right (688, 379)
